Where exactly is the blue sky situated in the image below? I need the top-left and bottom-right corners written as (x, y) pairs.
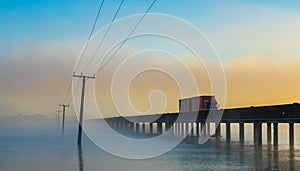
top-left (1, 0), bottom-right (300, 59)
top-left (0, 0), bottom-right (300, 52)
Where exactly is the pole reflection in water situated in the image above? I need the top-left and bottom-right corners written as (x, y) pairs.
top-left (267, 144), bottom-right (272, 169)
top-left (273, 145), bottom-right (279, 170)
top-left (239, 143), bottom-right (245, 165)
top-left (77, 145), bottom-right (85, 171)
top-left (289, 146), bottom-right (295, 171)
top-left (254, 145), bottom-right (263, 170)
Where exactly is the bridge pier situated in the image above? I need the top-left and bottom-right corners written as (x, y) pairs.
top-left (157, 122), bottom-right (163, 134)
top-left (226, 122), bottom-right (231, 141)
top-left (186, 123), bottom-right (190, 136)
top-left (289, 122), bottom-right (294, 146)
top-left (207, 123), bottom-right (210, 136)
top-left (162, 123), bottom-right (165, 133)
top-left (189, 123), bottom-right (192, 136)
top-left (142, 123), bottom-right (146, 134)
top-left (201, 122), bottom-right (206, 136)
top-left (119, 121), bottom-right (123, 130)
top-left (185, 123), bottom-right (188, 136)
top-left (129, 122), bottom-right (134, 133)
top-left (183, 123), bottom-right (185, 135)
top-left (165, 122), bottom-right (172, 133)
top-left (215, 123), bottom-right (221, 138)
top-left (267, 123), bottom-right (272, 144)
top-left (174, 123), bottom-right (178, 135)
top-left (135, 123), bottom-right (139, 133)
top-left (239, 122), bottom-right (244, 142)
top-left (180, 123), bottom-right (183, 135)
top-left (149, 123), bottom-right (153, 134)
top-left (273, 123), bottom-right (278, 145)
top-left (254, 122), bottom-right (262, 145)
top-left (196, 123), bottom-right (200, 136)
top-left (117, 122), bottom-right (121, 130)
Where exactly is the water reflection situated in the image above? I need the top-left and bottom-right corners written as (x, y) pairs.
top-left (239, 143), bottom-right (245, 165)
top-left (289, 146), bottom-right (295, 171)
top-left (273, 145), bottom-right (279, 170)
top-left (3, 117), bottom-right (300, 170)
top-left (77, 145), bottom-right (85, 171)
top-left (253, 145), bottom-right (262, 170)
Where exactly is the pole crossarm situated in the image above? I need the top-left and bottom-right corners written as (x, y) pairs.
top-left (73, 72), bottom-right (96, 79)
top-left (59, 104), bottom-right (70, 107)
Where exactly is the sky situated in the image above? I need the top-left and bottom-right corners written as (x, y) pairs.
top-left (1, 0), bottom-right (300, 117)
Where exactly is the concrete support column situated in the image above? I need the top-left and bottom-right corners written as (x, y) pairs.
top-left (117, 122), bottom-right (121, 130)
top-left (226, 122), bottom-right (231, 141)
top-left (149, 123), bottom-right (153, 134)
top-left (273, 123), bottom-right (278, 145)
top-left (185, 123), bottom-right (189, 136)
top-left (157, 122), bottom-right (163, 134)
top-left (181, 123), bottom-right (184, 135)
top-left (201, 122), bottom-right (206, 136)
top-left (172, 123), bottom-right (175, 135)
top-left (215, 123), bottom-right (221, 138)
top-left (120, 121), bottom-right (124, 130)
top-left (196, 123), bottom-right (200, 136)
top-left (142, 123), bottom-right (146, 134)
top-left (257, 123), bottom-right (262, 145)
top-left (129, 122), bottom-right (134, 133)
top-left (135, 123), bottom-right (139, 134)
top-left (239, 122), bottom-right (244, 142)
top-left (253, 123), bottom-right (257, 143)
top-left (207, 123), bottom-right (210, 136)
top-left (165, 122), bottom-right (172, 132)
top-left (254, 122), bottom-right (262, 145)
top-left (267, 123), bottom-right (272, 144)
top-left (174, 123), bottom-right (176, 135)
top-left (191, 123), bottom-right (194, 136)
top-left (123, 121), bottom-right (127, 131)
top-left (289, 122), bottom-right (294, 146)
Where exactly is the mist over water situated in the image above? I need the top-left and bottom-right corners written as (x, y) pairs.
top-left (0, 116), bottom-right (300, 171)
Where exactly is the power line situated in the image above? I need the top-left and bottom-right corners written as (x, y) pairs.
top-left (83, 0), bottom-right (157, 91)
top-left (82, 0), bottom-right (125, 73)
top-left (64, 0), bottom-right (105, 112)
top-left (74, 0), bottom-right (105, 72)
top-left (97, 0), bottom-right (157, 74)
top-left (63, 78), bottom-right (73, 104)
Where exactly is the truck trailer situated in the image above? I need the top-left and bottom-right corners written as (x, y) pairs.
top-left (179, 96), bottom-right (218, 112)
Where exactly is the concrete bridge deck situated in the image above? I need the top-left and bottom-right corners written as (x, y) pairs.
top-left (105, 103), bottom-right (300, 146)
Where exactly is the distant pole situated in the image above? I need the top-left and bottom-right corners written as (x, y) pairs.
top-left (59, 104), bottom-right (70, 134)
top-left (73, 73), bottom-right (96, 146)
top-left (56, 110), bottom-right (61, 128)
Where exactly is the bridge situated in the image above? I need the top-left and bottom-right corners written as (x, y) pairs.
top-left (105, 103), bottom-right (300, 146)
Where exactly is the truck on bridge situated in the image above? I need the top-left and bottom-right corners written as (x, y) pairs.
top-left (179, 96), bottom-right (219, 112)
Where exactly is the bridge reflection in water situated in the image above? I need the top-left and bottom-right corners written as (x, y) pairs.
top-left (76, 135), bottom-right (298, 170)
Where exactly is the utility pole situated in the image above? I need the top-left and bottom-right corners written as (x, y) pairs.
top-left (73, 72), bottom-right (96, 146)
top-left (59, 104), bottom-right (70, 134)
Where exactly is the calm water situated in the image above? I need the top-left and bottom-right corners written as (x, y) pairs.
top-left (0, 117), bottom-right (300, 171)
